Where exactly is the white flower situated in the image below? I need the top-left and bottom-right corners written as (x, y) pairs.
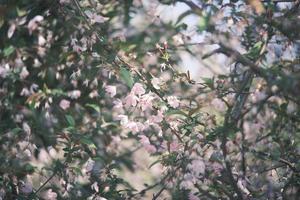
top-left (27, 15), bottom-right (44, 34)
top-left (91, 182), bottom-right (99, 193)
top-left (151, 77), bottom-right (161, 89)
top-left (68, 90), bottom-right (81, 99)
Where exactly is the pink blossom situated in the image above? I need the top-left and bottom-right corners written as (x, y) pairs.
top-left (113, 99), bottom-right (123, 109)
top-left (187, 159), bottom-right (205, 175)
top-left (20, 67), bottom-right (29, 79)
top-left (131, 83), bottom-right (145, 96)
top-left (0, 65), bottom-right (9, 78)
top-left (144, 144), bottom-right (157, 153)
top-left (27, 15), bottom-right (44, 34)
top-left (170, 141), bottom-right (180, 152)
top-left (138, 93), bottom-right (154, 111)
top-left (167, 96), bottom-right (180, 108)
top-left (105, 85), bottom-right (117, 97)
top-left (211, 98), bottom-right (226, 112)
top-left (59, 99), bottom-right (70, 110)
top-left (45, 189), bottom-right (57, 200)
top-left (126, 121), bottom-right (141, 133)
top-left (139, 135), bottom-right (150, 145)
top-left (124, 93), bottom-right (139, 107)
top-left (84, 10), bottom-right (109, 24)
top-left (139, 135), bottom-right (157, 153)
top-left (116, 115), bottom-right (129, 125)
top-left (68, 90), bottom-right (81, 99)
top-left (188, 192), bottom-right (200, 200)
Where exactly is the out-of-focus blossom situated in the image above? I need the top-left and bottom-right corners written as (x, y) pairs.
top-left (27, 15), bottom-right (44, 34)
top-left (187, 159), bottom-right (205, 176)
top-left (138, 93), bottom-right (154, 111)
top-left (22, 122), bottom-right (31, 135)
top-left (59, 99), bottom-right (70, 110)
top-left (149, 110), bottom-right (164, 123)
top-left (84, 10), bottom-right (109, 24)
top-left (45, 189), bottom-right (57, 200)
top-left (68, 90), bottom-right (81, 99)
top-left (124, 94), bottom-right (139, 107)
top-left (105, 85), bottom-right (117, 97)
top-left (113, 99), bottom-right (123, 109)
top-left (91, 182), bottom-right (99, 193)
top-left (0, 65), bottom-right (9, 78)
top-left (188, 192), bottom-right (200, 200)
top-left (7, 23), bottom-right (16, 38)
top-left (20, 182), bottom-right (33, 194)
top-left (85, 158), bottom-right (95, 173)
top-left (139, 135), bottom-right (157, 153)
top-left (167, 96), bottom-right (180, 108)
top-left (211, 98), bottom-right (226, 112)
top-left (20, 67), bottom-right (29, 79)
top-left (126, 121), bottom-right (144, 133)
top-left (89, 90), bottom-right (99, 98)
top-left (151, 77), bottom-right (161, 89)
top-left (131, 83), bottom-right (145, 96)
top-left (117, 115), bottom-right (129, 125)
top-left (59, 0), bottom-right (70, 4)
top-left (20, 87), bottom-right (30, 96)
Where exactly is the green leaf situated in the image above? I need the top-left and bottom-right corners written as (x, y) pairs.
top-left (80, 137), bottom-right (97, 149)
top-left (85, 103), bottom-right (100, 113)
top-left (11, 127), bottom-right (22, 135)
top-left (3, 46), bottom-right (15, 57)
top-left (202, 77), bottom-right (214, 89)
top-left (165, 109), bottom-right (189, 119)
top-left (66, 115), bottom-right (75, 127)
top-left (120, 67), bottom-right (134, 88)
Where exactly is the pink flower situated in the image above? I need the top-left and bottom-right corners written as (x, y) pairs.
top-left (139, 135), bottom-right (156, 153)
top-left (187, 159), bottom-right (205, 175)
top-left (59, 99), bottom-right (70, 110)
top-left (27, 15), bottom-right (44, 34)
top-left (0, 65), bottom-right (9, 78)
top-left (131, 83), bottom-right (145, 96)
top-left (139, 135), bottom-right (150, 145)
top-left (211, 98), bottom-right (226, 112)
top-left (68, 90), bottom-right (81, 99)
top-left (116, 115), bottom-right (128, 125)
top-left (170, 141), bottom-right (180, 152)
top-left (138, 93), bottom-right (154, 111)
top-left (45, 189), bottom-right (57, 200)
top-left (105, 85), bottom-right (117, 97)
top-left (124, 93), bottom-right (139, 107)
top-left (167, 96), bottom-right (180, 108)
top-left (84, 10), bottom-right (109, 24)
top-left (126, 121), bottom-right (143, 133)
top-left (144, 144), bottom-right (157, 153)
top-left (113, 99), bottom-right (123, 109)
top-left (188, 192), bottom-right (200, 200)
top-left (20, 67), bottom-right (29, 79)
